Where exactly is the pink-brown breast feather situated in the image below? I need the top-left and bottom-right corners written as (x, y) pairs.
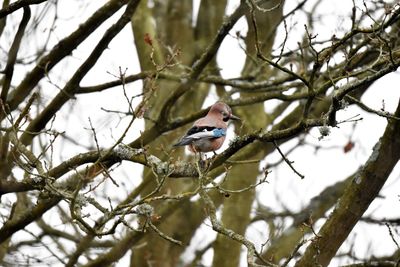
top-left (188, 136), bottom-right (226, 152)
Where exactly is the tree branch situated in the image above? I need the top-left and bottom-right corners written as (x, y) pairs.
top-left (295, 98), bottom-right (400, 267)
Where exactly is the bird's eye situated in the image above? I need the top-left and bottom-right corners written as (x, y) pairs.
top-left (222, 112), bottom-right (229, 122)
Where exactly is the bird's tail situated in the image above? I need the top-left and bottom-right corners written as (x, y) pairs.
top-left (173, 137), bottom-right (192, 147)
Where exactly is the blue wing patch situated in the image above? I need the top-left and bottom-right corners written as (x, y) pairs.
top-left (173, 127), bottom-right (226, 147)
top-left (212, 128), bottom-right (226, 138)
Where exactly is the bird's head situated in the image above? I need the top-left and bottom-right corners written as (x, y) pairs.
top-left (209, 102), bottom-right (241, 122)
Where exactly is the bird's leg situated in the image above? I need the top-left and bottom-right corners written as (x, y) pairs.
top-left (193, 149), bottom-right (210, 170)
top-left (198, 152), bottom-right (207, 169)
top-left (201, 151), bottom-right (217, 170)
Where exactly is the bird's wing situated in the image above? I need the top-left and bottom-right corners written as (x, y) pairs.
top-left (173, 126), bottom-right (226, 146)
top-left (186, 126), bottom-right (215, 136)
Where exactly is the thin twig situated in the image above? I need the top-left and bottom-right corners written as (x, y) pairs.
top-left (273, 140), bottom-right (305, 179)
top-left (148, 221), bottom-right (183, 246)
top-left (385, 222), bottom-right (400, 250)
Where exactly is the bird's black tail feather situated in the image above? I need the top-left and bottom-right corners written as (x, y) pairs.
top-left (173, 137), bottom-right (192, 146)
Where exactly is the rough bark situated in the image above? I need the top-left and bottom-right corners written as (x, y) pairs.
top-left (295, 99), bottom-right (400, 266)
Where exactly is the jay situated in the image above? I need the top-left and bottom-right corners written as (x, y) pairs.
top-left (173, 102), bottom-right (240, 153)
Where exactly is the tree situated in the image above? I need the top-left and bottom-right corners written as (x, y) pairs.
top-left (0, 0), bottom-right (400, 266)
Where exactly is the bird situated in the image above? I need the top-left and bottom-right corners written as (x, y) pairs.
top-left (173, 102), bottom-right (240, 154)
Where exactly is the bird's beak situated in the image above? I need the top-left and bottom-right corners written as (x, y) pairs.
top-left (230, 114), bottom-right (241, 121)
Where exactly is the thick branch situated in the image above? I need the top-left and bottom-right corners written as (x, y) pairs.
top-left (295, 99), bottom-right (400, 267)
top-left (0, 0), bottom-right (45, 18)
top-left (0, 6), bottom-right (30, 103)
top-left (4, 0), bottom-right (130, 115)
top-left (18, 0), bottom-right (140, 146)
top-left (157, 2), bottom-right (247, 122)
